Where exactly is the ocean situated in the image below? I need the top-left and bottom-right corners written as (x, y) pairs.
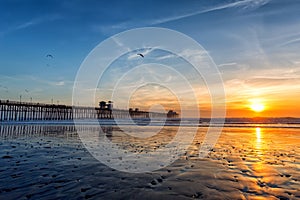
top-left (0, 119), bottom-right (299, 199)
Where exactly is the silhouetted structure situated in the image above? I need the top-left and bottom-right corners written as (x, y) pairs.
top-left (0, 100), bottom-right (179, 121)
top-left (167, 110), bottom-right (179, 118)
top-left (99, 101), bottom-right (106, 109)
top-left (99, 101), bottom-right (113, 111)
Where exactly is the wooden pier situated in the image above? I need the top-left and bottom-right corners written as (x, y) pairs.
top-left (0, 100), bottom-right (178, 121)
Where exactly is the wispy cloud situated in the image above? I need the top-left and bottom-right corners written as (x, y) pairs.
top-left (0, 14), bottom-right (61, 36)
top-left (245, 77), bottom-right (300, 86)
top-left (155, 54), bottom-right (177, 61)
top-left (280, 37), bottom-right (300, 47)
top-left (218, 62), bottom-right (237, 67)
top-left (151, 0), bottom-right (270, 25)
top-left (53, 81), bottom-right (65, 86)
top-left (91, 0), bottom-right (270, 35)
top-left (223, 66), bottom-right (300, 104)
top-left (0, 74), bottom-right (71, 88)
top-left (93, 21), bottom-right (133, 36)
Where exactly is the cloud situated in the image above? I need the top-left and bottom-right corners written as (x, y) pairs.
top-left (54, 81), bottom-right (65, 86)
top-left (245, 77), bottom-right (300, 86)
top-left (151, 0), bottom-right (270, 25)
top-left (0, 14), bottom-right (61, 36)
top-left (16, 20), bottom-right (39, 30)
top-left (224, 71), bottom-right (300, 103)
top-left (177, 48), bottom-right (209, 66)
top-left (92, 21), bottom-right (133, 36)
top-left (90, 0), bottom-right (271, 35)
top-left (155, 54), bottom-right (177, 61)
top-left (280, 37), bottom-right (300, 47)
top-left (112, 37), bottom-right (125, 47)
top-left (0, 74), bottom-right (71, 88)
top-left (218, 62), bottom-right (237, 67)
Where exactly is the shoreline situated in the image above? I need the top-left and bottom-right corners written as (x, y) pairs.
top-left (0, 119), bottom-right (300, 129)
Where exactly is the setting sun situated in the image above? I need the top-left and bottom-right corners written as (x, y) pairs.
top-left (249, 99), bottom-right (265, 112)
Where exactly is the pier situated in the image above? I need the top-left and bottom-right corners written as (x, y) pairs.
top-left (0, 100), bottom-right (178, 121)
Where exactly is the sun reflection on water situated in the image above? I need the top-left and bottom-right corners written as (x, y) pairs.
top-left (256, 127), bottom-right (261, 149)
top-left (253, 127), bottom-right (265, 173)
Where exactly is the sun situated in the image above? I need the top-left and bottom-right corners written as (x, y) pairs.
top-left (251, 103), bottom-right (265, 112)
top-left (249, 99), bottom-right (265, 112)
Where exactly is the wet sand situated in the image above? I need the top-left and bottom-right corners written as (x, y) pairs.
top-left (0, 124), bottom-right (299, 199)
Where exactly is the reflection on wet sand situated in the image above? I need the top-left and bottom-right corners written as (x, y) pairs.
top-left (256, 127), bottom-right (262, 149)
top-left (0, 124), bottom-right (299, 199)
top-left (0, 124), bottom-right (78, 139)
top-left (253, 127), bottom-right (265, 173)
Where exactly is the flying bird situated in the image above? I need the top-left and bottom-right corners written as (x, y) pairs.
top-left (46, 54), bottom-right (53, 58)
top-left (25, 89), bottom-right (29, 93)
top-left (137, 53), bottom-right (144, 58)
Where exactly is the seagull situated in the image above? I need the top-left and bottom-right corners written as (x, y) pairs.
top-left (137, 53), bottom-right (144, 58)
top-left (46, 54), bottom-right (53, 58)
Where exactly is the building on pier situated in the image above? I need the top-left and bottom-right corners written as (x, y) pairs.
top-left (167, 110), bottom-right (179, 118)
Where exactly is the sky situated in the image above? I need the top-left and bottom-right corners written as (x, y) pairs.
top-left (0, 0), bottom-right (300, 117)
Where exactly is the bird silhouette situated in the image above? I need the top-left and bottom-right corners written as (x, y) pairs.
top-left (137, 53), bottom-right (144, 58)
top-left (46, 54), bottom-right (53, 58)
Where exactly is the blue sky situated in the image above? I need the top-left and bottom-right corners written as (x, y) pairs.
top-left (0, 0), bottom-right (300, 116)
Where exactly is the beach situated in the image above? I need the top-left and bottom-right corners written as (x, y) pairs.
top-left (0, 123), bottom-right (299, 199)
top-left (2, 0), bottom-right (300, 199)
